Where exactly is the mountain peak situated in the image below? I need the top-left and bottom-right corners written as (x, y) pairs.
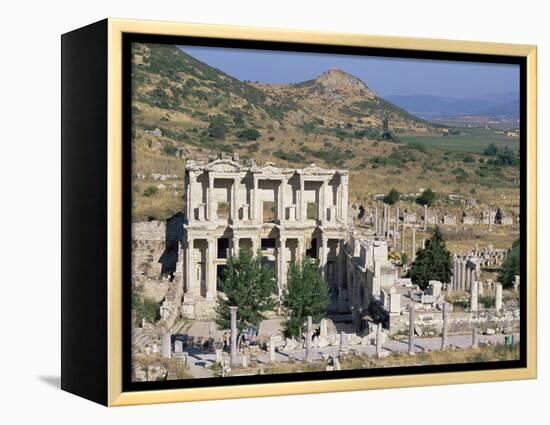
top-left (314, 68), bottom-right (376, 99)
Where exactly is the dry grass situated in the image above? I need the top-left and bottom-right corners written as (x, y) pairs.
top-left (223, 343), bottom-right (519, 377)
top-left (132, 354), bottom-right (194, 381)
top-left (340, 343), bottom-right (519, 369)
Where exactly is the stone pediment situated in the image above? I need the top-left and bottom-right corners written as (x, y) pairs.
top-left (251, 162), bottom-right (284, 175)
top-left (204, 159), bottom-right (243, 173)
top-left (299, 163), bottom-right (335, 176)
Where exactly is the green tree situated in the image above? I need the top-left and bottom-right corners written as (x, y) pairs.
top-left (383, 188), bottom-right (401, 205)
top-left (498, 239), bottom-right (520, 288)
top-left (409, 227), bottom-right (452, 290)
top-left (237, 128), bottom-right (261, 141)
top-left (281, 257), bottom-right (330, 338)
top-left (207, 115), bottom-right (227, 140)
top-left (416, 188), bottom-right (436, 206)
top-left (495, 147), bottom-right (519, 166)
top-left (214, 248), bottom-right (276, 333)
top-left (484, 143), bottom-right (499, 156)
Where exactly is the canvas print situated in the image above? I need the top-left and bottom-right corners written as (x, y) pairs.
top-left (129, 41), bottom-right (522, 383)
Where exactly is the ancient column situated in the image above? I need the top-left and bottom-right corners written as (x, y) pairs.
top-left (424, 204), bottom-right (427, 230)
top-left (279, 178), bottom-right (286, 222)
top-left (394, 205), bottom-right (399, 247)
top-left (339, 332), bottom-right (347, 353)
top-left (411, 228), bottom-right (417, 261)
top-left (206, 238), bottom-right (216, 300)
top-left (298, 237), bottom-right (305, 260)
top-left (382, 204), bottom-right (388, 237)
top-left (408, 307), bottom-right (415, 355)
top-left (305, 316), bottom-right (313, 363)
top-left (460, 260), bottom-right (467, 291)
top-left (185, 237), bottom-right (195, 297)
top-left (252, 237), bottom-right (260, 255)
top-left (441, 302), bottom-right (449, 349)
top-left (230, 306), bottom-right (238, 366)
top-left (187, 171), bottom-right (195, 221)
top-left (232, 236), bottom-right (239, 257)
top-left (321, 179), bottom-right (328, 222)
top-left (472, 327), bottom-right (479, 348)
top-left (495, 283), bottom-right (503, 311)
top-left (251, 175), bottom-right (258, 222)
top-left (401, 223), bottom-right (405, 253)
top-left (376, 323), bottom-right (383, 357)
top-left (337, 239), bottom-right (345, 292)
top-left (161, 332), bottom-right (171, 358)
top-left (268, 336), bottom-right (276, 363)
top-left (452, 257), bottom-right (458, 291)
top-left (341, 174), bottom-right (349, 224)
top-left (374, 207), bottom-right (379, 234)
top-left (208, 173), bottom-right (214, 221)
top-left (232, 176), bottom-right (239, 222)
top-left (278, 237), bottom-right (287, 296)
top-left (299, 176), bottom-right (305, 221)
top-left (320, 236), bottom-right (328, 278)
top-left (470, 280), bottom-right (479, 312)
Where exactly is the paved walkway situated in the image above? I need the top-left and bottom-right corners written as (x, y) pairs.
top-left (182, 333), bottom-right (519, 378)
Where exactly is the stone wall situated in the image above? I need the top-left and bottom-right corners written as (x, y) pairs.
top-left (388, 308), bottom-right (520, 336)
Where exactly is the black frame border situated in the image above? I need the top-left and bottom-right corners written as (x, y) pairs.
top-left (122, 33), bottom-right (528, 393)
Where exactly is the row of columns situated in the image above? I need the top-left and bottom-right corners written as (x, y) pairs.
top-left (372, 204), bottom-right (421, 261)
top-left (185, 234), bottom-right (346, 300)
top-left (452, 258), bottom-right (480, 291)
top-left (188, 172), bottom-right (348, 224)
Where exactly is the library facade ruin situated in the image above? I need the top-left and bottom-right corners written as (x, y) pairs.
top-left (181, 157), bottom-right (350, 319)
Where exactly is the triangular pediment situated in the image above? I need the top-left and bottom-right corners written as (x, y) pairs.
top-left (204, 159), bottom-right (243, 173)
top-left (252, 162), bottom-right (284, 174)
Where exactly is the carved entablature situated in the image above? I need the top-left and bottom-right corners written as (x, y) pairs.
top-left (204, 159), bottom-right (244, 173)
top-left (299, 163), bottom-right (334, 176)
top-left (250, 161), bottom-right (284, 175)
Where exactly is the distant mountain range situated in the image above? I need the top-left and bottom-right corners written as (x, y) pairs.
top-left (385, 92), bottom-right (519, 119)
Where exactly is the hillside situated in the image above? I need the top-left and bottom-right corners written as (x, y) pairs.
top-left (130, 43), bottom-right (520, 227)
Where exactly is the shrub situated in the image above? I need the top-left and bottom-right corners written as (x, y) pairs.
top-left (207, 117), bottom-right (227, 140)
top-left (407, 141), bottom-right (427, 153)
top-left (162, 142), bottom-right (178, 156)
top-left (416, 188), bottom-right (436, 206)
top-left (143, 186), bottom-right (158, 197)
top-left (484, 143), bottom-right (499, 156)
top-left (383, 188), bottom-right (401, 205)
top-left (133, 296), bottom-right (161, 324)
top-left (237, 128), bottom-right (261, 141)
top-left (463, 153), bottom-right (475, 163)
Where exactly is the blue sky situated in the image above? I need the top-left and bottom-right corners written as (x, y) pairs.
top-left (180, 45), bottom-right (519, 99)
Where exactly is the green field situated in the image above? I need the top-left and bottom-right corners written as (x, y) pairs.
top-left (401, 128), bottom-right (520, 154)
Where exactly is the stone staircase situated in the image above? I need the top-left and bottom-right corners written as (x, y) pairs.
top-left (193, 299), bottom-right (217, 320)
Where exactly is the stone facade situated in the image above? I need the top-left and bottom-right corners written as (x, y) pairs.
top-left (346, 233), bottom-right (397, 329)
top-left (181, 158), bottom-right (350, 319)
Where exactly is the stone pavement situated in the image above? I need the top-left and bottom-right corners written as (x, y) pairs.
top-left (182, 332), bottom-right (520, 378)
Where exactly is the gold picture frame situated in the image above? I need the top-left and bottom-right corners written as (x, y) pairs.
top-left (61, 18), bottom-right (537, 407)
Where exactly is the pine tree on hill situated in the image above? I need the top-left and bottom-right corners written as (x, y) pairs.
top-left (409, 226), bottom-right (452, 290)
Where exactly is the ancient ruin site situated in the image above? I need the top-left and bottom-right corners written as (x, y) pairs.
top-left (129, 43), bottom-right (521, 381)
